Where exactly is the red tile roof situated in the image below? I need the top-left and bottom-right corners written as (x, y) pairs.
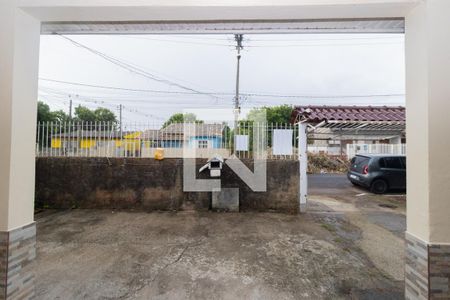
top-left (291, 105), bottom-right (405, 123)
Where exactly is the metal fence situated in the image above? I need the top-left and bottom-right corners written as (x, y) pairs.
top-left (346, 143), bottom-right (406, 159)
top-left (36, 121), bottom-right (300, 160)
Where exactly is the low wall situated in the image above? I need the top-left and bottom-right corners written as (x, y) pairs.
top-left (35, 158), bottom-right (299, 213)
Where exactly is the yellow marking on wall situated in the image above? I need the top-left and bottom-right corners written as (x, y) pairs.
top-left (80, 139), bottom-right (96, 149)
top-left (51, 138), bottom-right (62, 148)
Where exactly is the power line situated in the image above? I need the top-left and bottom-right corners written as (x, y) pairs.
top-left (245, 41), bottom-right (403, 48)
top-left (40, 78), bottom-right (210, 95)
top-left (240, 91), bottom-right (405, 99)
top-left (118, 36), bottom-right (234, 47)
top-left (57, 34), bottom-right (221, 100)
top-left (39, 89), bottom-right (169, 120)
top-left (245, 36), bottom-right (403, 43)
top-left (40, 78), bottom-right (404, 99)
top-left (40, 92), bottom-right (403, 120)
top-left (118, 34), bottom-right (402, 44)
top-left (38, 89), bottom-right (225, 107)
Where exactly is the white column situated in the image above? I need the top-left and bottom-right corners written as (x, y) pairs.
top-left (406, 0), bottom-right (450, 246)
top-left (405, 1), bottom-right (450, 299)
top-left (0, 2), bottom-right (40, 232)
top-left (0, 3), bottom-right (40, 298)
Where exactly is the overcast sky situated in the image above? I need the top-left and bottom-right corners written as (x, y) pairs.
top-left (38, 33), bottom-right (405, 124)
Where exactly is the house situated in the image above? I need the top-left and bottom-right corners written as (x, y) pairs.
top-left (290, 105), bottom-right (406, 157)
top-left (49, 123), bottom-right (226, 157)
top-left (140, 123), bottom-right (227, 158)
top-left (156, 123), bottom-right (225, 149)
top-left (50, 129), bottom-right (144, 156)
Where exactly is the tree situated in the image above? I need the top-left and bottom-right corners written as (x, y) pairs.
top-left (36, 101), bottom-right (70, 144)
top-left (73, 105), bottom-right (117, 123)
top-left (242, 105), bottom-right (294, 148)
top-left (246, 105), bottom-right (293, 124)
top-left (52, 110), bottom-right (70, 124)
top-left (37, 101), bottom-right (52, 123)
top-left (162, 113), bottom-right (202, 128)
top-left (94, 108), bottom-right (117, 123)
top-left (37, 101), bottom-right (69, 124)
top-left (73, 105), bottom-right (96, 123)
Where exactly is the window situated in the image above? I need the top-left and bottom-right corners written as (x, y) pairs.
top-left (379, 157), bottom-right (403, 169)
top-left (351, 156), bottom-right (370, 171)
top-left (197, 140), bottom-right (208, 149)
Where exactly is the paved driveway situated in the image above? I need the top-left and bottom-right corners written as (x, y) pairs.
top-left (34, 174), bottom-right (405, 300)
top-left (309, 174), bottom-right (406, 280)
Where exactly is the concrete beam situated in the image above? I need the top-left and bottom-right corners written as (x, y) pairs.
top-left (18, 0), bottom-right (419, 23)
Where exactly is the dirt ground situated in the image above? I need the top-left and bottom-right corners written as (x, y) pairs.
top-left (34, 174), bottom-right (405, 299)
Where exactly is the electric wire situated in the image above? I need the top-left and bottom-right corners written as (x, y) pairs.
top-left (57, 34), bottom-right (221, 100)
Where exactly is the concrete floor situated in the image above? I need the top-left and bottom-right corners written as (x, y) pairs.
top-left (34, 175), bottom-right (405, 299)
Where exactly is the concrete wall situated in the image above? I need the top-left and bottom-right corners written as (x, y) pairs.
top-left (35, 158), bottom-right (299, 213)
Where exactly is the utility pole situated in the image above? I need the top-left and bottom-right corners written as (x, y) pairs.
top-left (119, 104), bottom-right (123, 138)
top-left (234, 34), bottom-right (244, 130)
top-left (68, 96), bottom-right (73, 120)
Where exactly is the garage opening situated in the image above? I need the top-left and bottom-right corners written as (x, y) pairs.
top-left (34, 19), bottom-right (407, 298)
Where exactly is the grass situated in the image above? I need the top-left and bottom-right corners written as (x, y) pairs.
top-left (321, 223), bottom-right (337, 232)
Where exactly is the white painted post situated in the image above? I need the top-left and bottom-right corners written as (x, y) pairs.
top-left (298, 122), bottom-right (307, 213)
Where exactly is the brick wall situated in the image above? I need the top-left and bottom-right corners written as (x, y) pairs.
top-left (406, 232), bottom-right (450, 300)
top-left (0, 223), bottom-right (36, 299)
top-left (429, 244), bottom-right (450, 299)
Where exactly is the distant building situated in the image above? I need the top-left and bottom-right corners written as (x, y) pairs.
top-left (50, 123), bottom-right (226, 157)
top-left (291, 105), bottom-right (406, 157)
top-left (155, 123), bottom-right (225, 149)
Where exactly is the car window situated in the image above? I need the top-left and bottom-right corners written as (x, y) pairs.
top-left (351, 156), bottom-right (370, 172)
top-left (380, 157), bottom-right (403, 169)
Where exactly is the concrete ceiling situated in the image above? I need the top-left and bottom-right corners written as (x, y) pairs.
top-left (41, 18), bottom-right (405, 35)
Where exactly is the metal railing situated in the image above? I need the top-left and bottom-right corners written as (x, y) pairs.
top-left (346, 143), bottom-right (406, 159)
top-left (36, 121), bottom-right (299, 160)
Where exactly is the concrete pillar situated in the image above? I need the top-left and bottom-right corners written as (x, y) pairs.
top-left (0, 1), bottom-right (40, 299)
top-left (405, 1), bottom-right (450, 299)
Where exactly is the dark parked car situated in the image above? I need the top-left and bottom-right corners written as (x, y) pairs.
top-left (347, 154), bottom-right (406, 194)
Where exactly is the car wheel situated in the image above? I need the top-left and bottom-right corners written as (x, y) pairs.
top-left (371, 179), bottom-right (388, 194)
